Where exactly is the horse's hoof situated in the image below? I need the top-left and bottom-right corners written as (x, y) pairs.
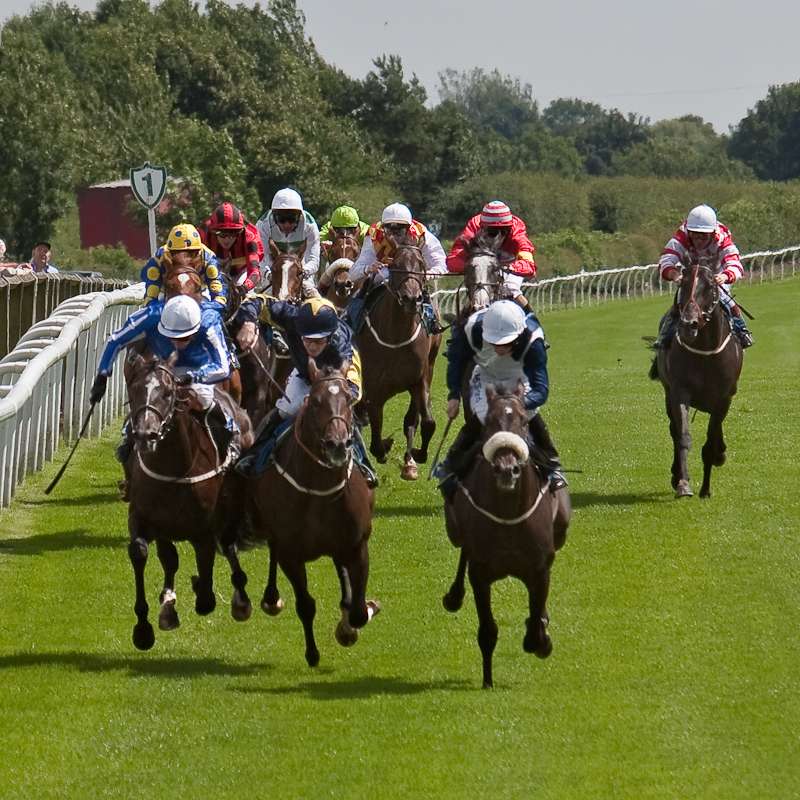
top-left (410, 448), bottom-right (428, 463)
top-left (305, 648), bottom-right (321, 668)
top-left (158, 601), bottom-right (180, 631)
top-left (699, 489), bottom-right (711, 499)
top-left (714, 453), bottom-right (726, 467)
top-left (443, 590), bottom-right (464, 612)
top-left (401, 462), bottom-right (418, 481)
top-left (674, 481), bottom-right (693, 499)
top-left (133, 622), bottom-right (155, 651)
top-left (366, 599), bottom-right (381, 620)
top-left (535, 635), bottom-right (553, 659)
top-left (261, 597), bottom-right (284, 616)
top-left (335, 619), bottom-right (359, 647)
top-left (231, 593), bottom-right (252, 622)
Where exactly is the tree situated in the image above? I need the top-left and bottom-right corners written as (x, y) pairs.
top-left (729, 82), bottom-right (800, 181)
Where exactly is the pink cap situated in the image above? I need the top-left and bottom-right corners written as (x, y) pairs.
top-left (480, 201), bottom-right (513, 226)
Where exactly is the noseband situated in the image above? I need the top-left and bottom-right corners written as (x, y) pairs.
top-left (679, 264), bottom-right (719, 325)
top-left (386, 245), bottom-right (426, 300)
top-left (129, 363), bottom-right (179, 441)
top-left (294, 375), bottom-right (353, 468)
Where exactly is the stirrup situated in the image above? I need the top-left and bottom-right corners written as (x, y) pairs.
top-left (549, 468), bottom-right (568, 492)
top-left (272, 331), bottom-right (289, 357)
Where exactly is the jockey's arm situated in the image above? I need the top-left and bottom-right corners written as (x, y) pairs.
top-left (345, 347), bottom-right (363, 403)
top-left (444, 323), bottom-right (474, 406)
top-left (96, 307), bottom-right (158, 376)
top-left (303, 222), bottom-right (321, 280)
top-left (421, 231), bottom-right (448, 277)
top-left (202, 254), bottom-right (227, 313)
top-left (141, 253), bottom-right (165, 306)
top-left (350, 237), bottom-right (381, 285)
top-left (183, 318), bottom-right (231, 384)
top-left (521, 339), bottom-right (549, 410)
top-left (501, 252), bottom-right (536, 277)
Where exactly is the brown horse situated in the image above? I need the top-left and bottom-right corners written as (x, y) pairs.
top-left (220, 361), bottom-right (378, 666)
top-left (650, 263), bottom-right (744, 498)
top-left (457, 229), bottom-right (503, 319)
top-left (320, 232), bottom-right (360, 313)
top-left (355, 236), bottom-right (441, 480)
top-left (442, 382), bottom-right (570, 688)
top-left (125, 352), bottom-right (253, 650)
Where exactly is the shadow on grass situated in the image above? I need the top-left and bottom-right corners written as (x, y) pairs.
top-left (231, 675), bottom-right (473, 699)
top-left (0, 651), bottom-right (273, 678)
top-left (375, 505), bottom-right (442, 518)
top-left (570, 491), bottom-right (672, 510)
top-left (23, 491), bottom-right (121, 508)
top-left (0, 529), bottom-right (125, 555)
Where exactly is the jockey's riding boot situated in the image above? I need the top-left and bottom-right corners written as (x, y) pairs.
top-left (731, 314), bottom-right (754, 348)
top-left (353, 427), bottom-right (378, 488)
top-left (115, 421), bottom-right (135, 465)
top-left (654, 306), bottom-right (680, 349)
top-left (434, 416), bottom-right (483, 503)
top-left (272, 330), bottom-right (290, 357)
top-left (253, 407), bottom-right (283, 446)
top-left (528, 413), bottom-right (568, 492)
top-left (206, 403), bottom-right (235, 460)
top-left (421, 294), bottom-right (446, 335)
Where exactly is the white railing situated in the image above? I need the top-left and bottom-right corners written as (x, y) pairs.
top-left (433, 244), bottom-right (800, 316)
top-left (0, 283), bottom-right (144, 511)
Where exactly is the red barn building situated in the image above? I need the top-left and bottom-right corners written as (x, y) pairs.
top-left (77, 180), bottom-right (151, 259)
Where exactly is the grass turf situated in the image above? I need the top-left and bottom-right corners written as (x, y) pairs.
top-left (0, 277), bottom-right (798, 798)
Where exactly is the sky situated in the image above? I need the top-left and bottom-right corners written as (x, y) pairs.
top-left (1, 0), bottom-right (798, 133)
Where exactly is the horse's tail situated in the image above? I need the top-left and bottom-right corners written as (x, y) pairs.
top-left (648, 357), bottom-right (659, 381)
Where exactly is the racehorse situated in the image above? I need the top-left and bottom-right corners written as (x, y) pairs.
top-left (650, 262), bottom-right (743, 498)
top-left (321, 232), bottom-right (360, 313)
top-left (124, 351), bottom-right (253, 650)
top-left (219, 361), bottom-right (378, 666)
top-left (355, 234), bottom-right (441, 480)
top-left (458, 228), bottom-right (502, 319)
top-left (441, 382), bottom-right (570, 688)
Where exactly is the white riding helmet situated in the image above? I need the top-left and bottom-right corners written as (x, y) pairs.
top-left (271, 188), bottom-right (304, 211)
top-left (686, 204), bottom-right (717, 233)
top-left (158, 296), bottom-right (202, 339)
top-left (381, 203), bottom-right (413, 225)
top-left (482, 300), bottom-right (526, 345)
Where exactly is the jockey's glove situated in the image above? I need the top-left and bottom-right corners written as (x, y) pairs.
top-left (175, 373), bottom-right (193, 386)
top-left (90, 374), bottom-right (108, 404)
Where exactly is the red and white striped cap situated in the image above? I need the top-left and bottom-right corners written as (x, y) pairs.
top-left (480, 201), bottom-right (513, 226)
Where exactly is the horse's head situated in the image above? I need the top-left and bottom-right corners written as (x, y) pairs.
top-left (214, 257), bottom-right (248, 322)
top-left (305, 359), bottom-right (355, 467)
top-left (677, 263), bottom-right (720, 343)
top-left (330, 230), bottom-right (361, 263)
top-left (326, 257), bottom-right (355, 310)
top-left (388, 234), bottom-right (426, 314)
top-left (126, 351), bottom-right (181, 454)
top-left (464, 232), bottom-right (501, 312)
top-left (483, 382), bottom-right (530, 492)
top-left (269, 239), bottom-right (305, 302)
top-left (163, 264), bottom-right (203, 304)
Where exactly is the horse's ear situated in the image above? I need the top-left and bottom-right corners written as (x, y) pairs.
top-left (132, 351), bottom-right (146, 368)
top-left (485, 383), bottom-right (497, 403)
top-left (269, 238), bottom-right (280, 258)
top-left (162, 250), bottom-right (173, 270)
top-left (296, 241), bottom-right (307, 258)
top-left (308, 357), bottom-right (321, 382)
top-left (515, 379), bottom-right (526, 400)
top-left (166, 351), bottom-right (179, 369)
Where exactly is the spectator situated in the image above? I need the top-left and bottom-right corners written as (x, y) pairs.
top-left (23, 242), bottom-right (59, 274)
top-left (0, 239), bottom-right (6, 261)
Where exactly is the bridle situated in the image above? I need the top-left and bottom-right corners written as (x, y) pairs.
top-left (386, 244), bottom-right (426, 301)
top-left (292, 374), bottom-right (354, 469)
top-left (271, 252), bottom-right (304, 302)
top-left (129, 362), bottom-right (180, 442)
top-left (679, 263), bottom-right (720, 326)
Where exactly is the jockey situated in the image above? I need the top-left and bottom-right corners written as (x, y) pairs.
top-left (197, 202), bottom-right (264, 292)
top-left (349, 202), bottom-right (447, 335)
top-left (446, 200), bottom-right (537, 309)
top-left (655, 204), bottom-right (754, 348)
top-left (255, 188), bottom-right (321, 299)
top-left (434, 299), bottom-right (566, 501)
top-left (90, 295), bottom-right (241, 472)
top-left (140, 223), bottom-right (226, 312)
top-left (318, 205), bottom-right (369, 293)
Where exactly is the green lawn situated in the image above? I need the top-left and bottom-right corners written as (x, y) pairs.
top-left (0, 278), bottom-right (798, 799)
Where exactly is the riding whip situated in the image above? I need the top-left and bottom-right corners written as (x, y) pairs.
top-left (427, 416), bottom-right (454, 480)
top-left (45, 401), bottom-right (97, 495)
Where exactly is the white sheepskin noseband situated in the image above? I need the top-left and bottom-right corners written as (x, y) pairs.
top-left (482, 431), bottom-right (529, 464)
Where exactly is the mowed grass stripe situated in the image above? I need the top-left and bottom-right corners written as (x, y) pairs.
top-left (0, 278), bottom-right (798, 799)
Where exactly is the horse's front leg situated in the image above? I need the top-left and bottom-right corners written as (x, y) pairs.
top-left (666, 390), bottom-right (692, 498)
top-left (128, 514), bottom-right (155, 650)
top-left (191, 536), bottom-right (217, 616)
top-left (443, 549), bottom-right (467, 612)
top-left (468, 563), bottom-right (498, 689)
top-left (401, 397), bottom-right (421, 481)
top-left (279, 557), bottom-right (319, 667)
top-left (155, 538), bottom-right (180, 632)
top-left (409, 379), bottom-right (436, 465)
top-left (700, 401), bottom-right (731, 499)
top-left (261, 542), bottom-right (284, 616)
top-left (336, 541), bottom-right (380, 647)
top-left (366, 398), bottom-right (393, 463)
top-left (523, 566), bottom-right (553, 659)
top-left (220, 535), bottom-right (251, 622)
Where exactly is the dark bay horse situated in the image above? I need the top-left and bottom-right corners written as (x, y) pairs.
top-left (220, 361), bottom-right (378, 666)
top-left (125, 352), bottom-right (253, 650)
top-left (355, 236), bottom-right (441, 480)
top-left (442, 382), bottom-right (570, 688)
top-left (321, 232), bottom-right (360, 313)
top-left (650, 263), bottom-right (743, 498)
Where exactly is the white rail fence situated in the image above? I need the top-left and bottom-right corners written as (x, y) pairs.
top-left (432, 244), bottom-right (800, 316)
top-left (0, 283), bottom-right (144, 513)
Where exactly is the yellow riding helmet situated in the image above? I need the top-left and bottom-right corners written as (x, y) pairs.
top-left (166, 223), bottom-right (203, 251)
